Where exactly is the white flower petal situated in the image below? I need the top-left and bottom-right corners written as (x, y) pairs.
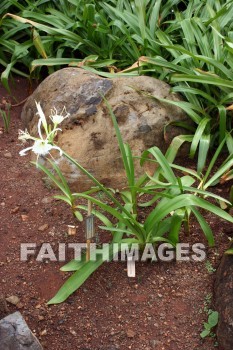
top-left (37, 118), bottom-right (44, 140)
top-left (36, 101), bottom-right (48, 134)
top-left (32, 140), bottom-right (53, 156)
top-left (19, 146), bottom-right (33, 156)
top-left (18, 129), bottom-right (35, 141)
top-left (52, 145), bottom-right (63, 156)
top-left (49, 106), bottom-right (70, 125)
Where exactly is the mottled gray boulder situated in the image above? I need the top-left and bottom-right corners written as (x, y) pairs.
top-left (22, 68), bottom-right (189, 190)
top-left (0, 312), bottom-right (43, 350)
top-left (214, 253), bottom-right (233, 350)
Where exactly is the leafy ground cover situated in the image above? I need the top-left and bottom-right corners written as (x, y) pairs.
top-left (1, 0), bottom-right (232, 172)
top-left (0, 76), bottom-right (232, 350)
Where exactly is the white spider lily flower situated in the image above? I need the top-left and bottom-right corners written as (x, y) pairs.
top-left (19, 102), bottom-right (65, 162)
top-left (50, 106), bottom-right (70, 125)
top-left (19, 139), bottom-right (62, 157)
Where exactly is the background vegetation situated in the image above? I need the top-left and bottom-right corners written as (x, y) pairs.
top-left (0, 0), bottom-right (233, 167)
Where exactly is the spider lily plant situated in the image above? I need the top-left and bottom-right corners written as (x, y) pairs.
top-left (19, 100), bottom-right (233, 304)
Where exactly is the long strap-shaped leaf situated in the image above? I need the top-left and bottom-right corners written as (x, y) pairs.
top-left (171, 74), bottom-right (233, 89)
top-left (48, 224), bottom-right (124, 304)
top-left (144, 193), bottom-right (233, 233)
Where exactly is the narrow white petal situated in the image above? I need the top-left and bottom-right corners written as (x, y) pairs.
top-left (37, 118), bottom-right (44, 140)
top-left (35, 101), bottom-right (48, 134)
top-left (19, 146), bottom-right (33, 156)
top-left (52, 145), bottom-right (63, 156)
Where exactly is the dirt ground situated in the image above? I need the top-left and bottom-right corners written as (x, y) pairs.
top-left (0, 76), bottom-right (232, 350)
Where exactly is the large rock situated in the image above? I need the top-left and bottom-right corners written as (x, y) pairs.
top-left (22, 68), bottom-right (189, 190)
top-left (214, 253), bottom-right (233, 350)
top-left (0, 312), bottom-right (43, 350)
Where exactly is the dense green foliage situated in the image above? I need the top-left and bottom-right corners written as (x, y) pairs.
top-left (1, 0), bottom-right (233, 166)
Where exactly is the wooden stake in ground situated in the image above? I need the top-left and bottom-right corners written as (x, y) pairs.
top-left (85, 200), bottom-right (95, 261)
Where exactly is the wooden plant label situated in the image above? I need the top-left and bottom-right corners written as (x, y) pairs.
top-left (86, 200), bottom-right (94, 262)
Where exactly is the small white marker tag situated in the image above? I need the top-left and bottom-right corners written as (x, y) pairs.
top-left (127, 256), bottom-right (136, 277)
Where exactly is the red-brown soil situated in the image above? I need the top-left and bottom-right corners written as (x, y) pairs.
top-left (0, 77), bottom-right (232, 350)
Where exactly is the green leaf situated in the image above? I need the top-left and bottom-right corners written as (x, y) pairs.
top-left (190, 117), bottom-right (210, 159)
top-left (168, 213), bottom-right (183, 245)
top-left (164, 135), bottom-right (193, 164)
top-left (77, 205), bottom-right (113, 229)
top-left (53, 195), bottom-right (72, 206)
top-left (204, 157), bottom-right (233, 189)
top-left (202, 137), bottom-right (227, 184)
top-left (171, 74), bottom-right (233, 89)
top-left (73, 210), bottom-right (83, 222)
top-left (48, 255), bottom-right (107, 304)
top-left (32, 28), bottom-right (47, 59)
top-left (208, 311), bottom-right (219, 327)
top-left (102, 97), bottom-right (132, 186)
top-left (141, 146), bottom-right (177, 184)
top-left (145, 194), bottom-right (233, 234)
top-left (33, 160), bottom-right (72, 200)
top-left (48, 243), bottom-right (121, 304)
top-left (218, 105), bottom-right (227, 144)
top-left (200, 329), bottom-right (210, 338)
top-left (31, 58), bottom-right (82, 72)
top-left (145, 94), bottom-right (203, 124)
top-left (61, 255), bottom-right (86, 272)
top-left (191, 207), bottom-right (214, 246)
top-left (1, 61), bottom-right (15, 93)
top-left (197, 134), bottom-right (210, 174)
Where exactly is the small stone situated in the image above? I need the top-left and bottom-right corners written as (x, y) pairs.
top-left (21, 214), bottom-right (29, 222)
top-left (38, 315), bottom-right (45, 321)
top-left (40, 329), bottom-right (47, 336)
top-left (38, 224), bottom-right (49, 232)
top-left (17, 303), bottom-right (24, 309)
top-left (69, 328), bottom-right (77, 335)
top-left (6, 295), bottom-right (20, 306)
top-left (11, 206), bottom-right (20, 214)
top-left (150, 340), bottom-right (162, 348)
top-left (1, 202), bottom-right (5, 207)
top-left (4, 152), bottom-right (12, 158)
top-left (41, 197), bottom-right (53, 204)
top-left (126, 329), bottom-right (136, 338)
